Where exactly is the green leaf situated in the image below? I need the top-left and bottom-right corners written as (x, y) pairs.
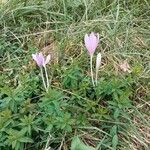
top-left (71, 136), bottom-right (95, 150)
top-left (15, 142), bottom-right (21, 150)
top-left (112, 135), bottom-right (118, 150)
top-left (12, 140), bottom-right (17, 149)
top-left (113, 108), bottom-right (120, 119)
top-left (19, 137), bottom-right (33, 143)
top-left (110, 125), bottom-right (117, 136)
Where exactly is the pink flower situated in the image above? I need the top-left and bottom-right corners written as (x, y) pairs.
top-left (32, 52), bottom-right (51, 67)
top-left (119, 60), bottom-right (131, 73)
top-left (84, 32), bottom-right (99, 55)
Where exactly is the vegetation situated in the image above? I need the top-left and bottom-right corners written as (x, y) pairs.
top-left (0, 0), bottom-right (149, 149)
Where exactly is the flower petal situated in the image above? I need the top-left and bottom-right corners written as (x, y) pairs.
top-left (84, 32), bottom-right (99, 56)
top-left (32, 54), bottom-right (37, 62)
top-left (38, 52), bottom-right (45, 66)
top-left (90, 32), bottom-right (98, 52)
top-left (32, 53), bottom-right (42, 67)
top-left (84, 34), bottom-right (91, 53)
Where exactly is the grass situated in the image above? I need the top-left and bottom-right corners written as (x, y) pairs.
top-left (0, 0), bottom-right (150, 150)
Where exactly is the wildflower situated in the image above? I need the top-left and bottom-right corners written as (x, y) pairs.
top-left (32, 52), bottom-right (51, 67)
top-left (32, 52), bottom-right (51, 92)
top-left (96, 53), bottom-right (102, 85)
top-left (84, 32), bottom-right (99, 87)
top-left (119, 60), bottom-right (131, 73)
top-left (84, 32), bottom-right (99, 56)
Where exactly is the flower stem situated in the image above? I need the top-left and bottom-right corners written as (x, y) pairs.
top-left (44, 66), bottom-right (49, 89)
top-left (40, 67), bottom-right (48, 92)
top-left (95, 69), bottom-right (98, 86)
top-left (90, 55), bottom-right (95, 87)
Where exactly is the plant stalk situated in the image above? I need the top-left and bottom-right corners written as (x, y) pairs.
top-left (90, 55), bottom-right (95, 87)
top-left (95, 69), bottom-right (98, 86)
top-left (44, 66), bottom-right (49, 89)
top-left (40, 67), bottom-right (48, 92)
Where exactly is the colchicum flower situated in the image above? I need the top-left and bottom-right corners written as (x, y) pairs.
top-left (84, 32), bottom-right (99, 87)
top-left (32, 52), bottom-right (51, 67)
top-left (32, 52), bottom-right (51, 92)
top-left (84, 32), bottom-right (99, 56)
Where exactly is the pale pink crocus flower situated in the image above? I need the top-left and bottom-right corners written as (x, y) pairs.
top-left (84, 32), bottom-right (99, 87)
top-left (32, 52), bottom-right (51, 67)
top-left (119, 60), bottom-right (131, 73)
top-left (32, 52), bottom-right (51, 92)
top-left (84, 32), bottom-right (99, 56)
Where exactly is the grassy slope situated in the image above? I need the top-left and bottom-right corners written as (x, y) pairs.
top-left (0, 0), bottom-right (150, 149)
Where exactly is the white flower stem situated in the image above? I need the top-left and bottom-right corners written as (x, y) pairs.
top-left (44, 66), bottom-right (49, 89)
top-left (90, 55), bottom-right (95, 87)
top-left (40, 67), bottom-right (48, 92)
top-left (95, 69), bottom-right (98, 86)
